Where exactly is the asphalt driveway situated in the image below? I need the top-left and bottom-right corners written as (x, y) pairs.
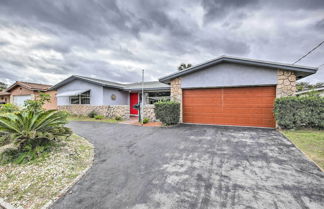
top-left (52, 122), bottom-right (324, 209)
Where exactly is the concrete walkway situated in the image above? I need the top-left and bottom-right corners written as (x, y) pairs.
top-left (51, 122), bottom-right (324, 209)
top-left (119, 117), bottom-right (162, 127)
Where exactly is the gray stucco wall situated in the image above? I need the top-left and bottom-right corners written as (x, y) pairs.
top-left (56, 79), bottom-right (104, 105)
top-left (103, 88), bottom-right (129, 105)
top-left (181, 63), bottom-right (277, 89)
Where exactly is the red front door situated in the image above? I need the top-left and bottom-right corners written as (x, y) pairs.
top-left (130, 93), bottom-right (139, 115)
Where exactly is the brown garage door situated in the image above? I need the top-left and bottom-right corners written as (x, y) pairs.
top-left (183, 86), bottom-right (276, 128)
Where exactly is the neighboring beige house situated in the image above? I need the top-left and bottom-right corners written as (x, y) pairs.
top-left (0, 91), bottom-right (10, 104)
top-left (295, 86), bottom-right (324, 97)
top-left (3, 81), bottom-right (57, 110)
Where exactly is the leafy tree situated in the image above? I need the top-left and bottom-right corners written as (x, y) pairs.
top-left (178, 63), bottom-right (192, 71)
top-left (296, 82), bottom-right (324, 91)
top-left (24, 93), bottom-right (50, 113)
top-left (0, 104), bottom-right (19, 113)
top-left (296, 82), bottom-right (311, 91)
top-left (314, 82), bottom-right (324, 88)
top-left (0, 82), bottom-right (7, 91)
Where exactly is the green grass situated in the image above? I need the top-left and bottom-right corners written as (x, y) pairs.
top-left (282, 130), bottom-right (324, 171)
top-left (68, 115), bottom-right (119, 123)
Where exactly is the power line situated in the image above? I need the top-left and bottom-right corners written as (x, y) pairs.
top-left (293, 40), bottom-right (324, 64)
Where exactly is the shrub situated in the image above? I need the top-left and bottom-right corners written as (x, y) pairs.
top-left (143, 118), bottom-right (149, 124)
top-left (94, 115), bottom-right (104, 120)
top-left (274, 95), bottom-right (324, 129)
top-left (0, 103), bottom-right (19, 113)
top-left (24, 93), bottom-right (50, 113)
top-left (154, 101), bottom-right (180, 125)
top-left (88, 110), bottom-right (97, 118)
top-left (115, 116), bottom-right (122, 121)
top-left (0, 110), bottom-right (72, 164)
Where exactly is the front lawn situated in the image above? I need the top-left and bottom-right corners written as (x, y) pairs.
top-left (0, 134), bottom-right (94, 209)
top-left (68, 115), bottom-right (119, 123)
top-left (282, 130), bottom-right (324, 171)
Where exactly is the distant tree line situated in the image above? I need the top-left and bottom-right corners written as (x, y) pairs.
top-left (178, 63), bottom-right (192, 71)
top-left (296, 82), bottom-right (324, 91)
top-left (0, 82), bottom-right (7, 91)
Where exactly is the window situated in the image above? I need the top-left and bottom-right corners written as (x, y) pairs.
top-left (146, 91), bottom-right (170, 104)
top-left (70, 96), bottom-right (80, 104)
top-left (70, 91), bottom-right (90, 104)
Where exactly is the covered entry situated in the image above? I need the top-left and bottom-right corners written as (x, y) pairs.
top-left (182, 86), bottom-right (276, 128)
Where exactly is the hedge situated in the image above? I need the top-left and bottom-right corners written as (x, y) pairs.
top-left (154, 101), bottom-right (180, 125)
top-left (274, 95), bottom-right (324, 129)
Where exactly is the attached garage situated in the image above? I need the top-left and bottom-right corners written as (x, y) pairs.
top-left (159, 56), bottom-right (317, 128)
top-left (13, 95), bottom-right (32, 106)
top-left (183, 86), bottom-right (276, 128)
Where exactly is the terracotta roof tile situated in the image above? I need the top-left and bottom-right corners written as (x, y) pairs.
top-left (7, 81), bottom-right (52, 92)
top-left (0, 91), bottom-right (10, 96)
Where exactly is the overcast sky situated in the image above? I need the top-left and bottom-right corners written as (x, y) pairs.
top-left (0, 0), bottom-right (323, 86)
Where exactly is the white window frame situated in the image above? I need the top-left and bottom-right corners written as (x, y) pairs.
top-left (69, 91), bottom-right (90, 105)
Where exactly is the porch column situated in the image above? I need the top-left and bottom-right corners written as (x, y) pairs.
top-left (170, 78), bottom-right (183, 123)
top-left (276, 70), bottom-right (297, 98)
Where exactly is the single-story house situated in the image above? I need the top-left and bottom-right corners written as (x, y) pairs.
top-left (49, 75), bottom-right (170, 120)
top-left (0, 91), bottom-right (10, 104)
top-left (295, 86), bottom-right (324, 97)
top-left (50, 56), bottom-right (317, 128)
top-left (159, 56), bottom-right (317, 128)
top-left (3, 81), bottom-right (57, 109)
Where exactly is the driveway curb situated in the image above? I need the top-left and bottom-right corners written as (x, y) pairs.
top-left (41, 135), bottom-right (95, 209)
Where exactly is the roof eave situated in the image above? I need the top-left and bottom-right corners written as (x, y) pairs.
top-left (102, 84), bottom-right (125, 90)
top-left (123, 87), bottom-right (171, 91)
top-left (159, 57), bottom-right (318, 83)
top-left (49, 76), bottom-right (75, 90)
top-left (6, 82), bottom-right (31, 92)
top-left (49, 75), bottom-right (125, 91)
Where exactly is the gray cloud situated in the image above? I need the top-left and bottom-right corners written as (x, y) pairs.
top-left (314, 19), bottom-right (324, 31)
top-left (265, 0), bottom-right (324, 10)
top-left (0, 0), bottom-right (323, 86)
top-left (202, 0), bottom-right (259, 23)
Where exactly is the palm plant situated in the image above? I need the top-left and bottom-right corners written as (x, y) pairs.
top-left (0, 110), bottom-right (71, 150)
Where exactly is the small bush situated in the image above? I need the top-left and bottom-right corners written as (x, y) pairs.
top-left (115, 116), bottom-right (122, 121)
top-left (154, 101), bottom-right (180, 125)
top-left (274, 95), bottom-right (324, 129)
top-left (0, 109), bottom-right (72, 164)
top-left (94, 115), bottom-right (104, 120)
top-left (0, 103), bottom-right (19, 113)
top-left (143, 118), bottom-right (149, 124)
top-left (0, 142), bottom-right (55, 164)
top-left (88, 110), bottom-right (98, 118)
top-left (24, 93), bottom-right (50, 113)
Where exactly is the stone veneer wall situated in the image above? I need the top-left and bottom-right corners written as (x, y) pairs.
top-left (170, 78), bottom-right (183, 122)
top-left (276, 70), bottom-right (297, 98)
top-left (143, 105), bottom-right (156, 121)
top-left (58, 105), bottom-right (129, 119)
